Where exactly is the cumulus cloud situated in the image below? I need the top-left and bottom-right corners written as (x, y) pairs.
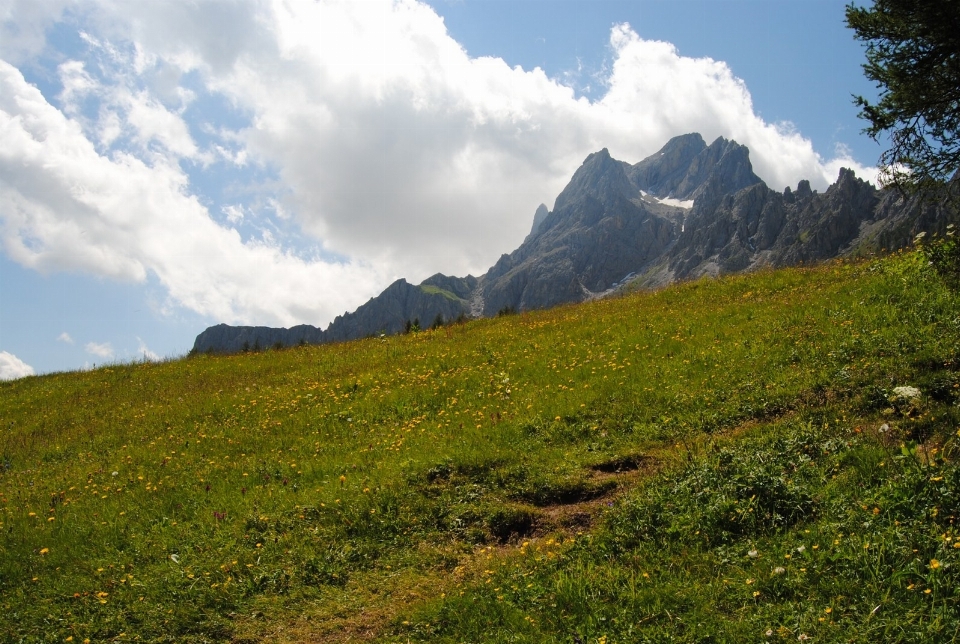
top-left (597, 26), bottom-right (879, 190)
top-left (0, 0), bottom-right (878, 330)
top-left (56, 41), bottom-right (203, 161)
top-left (85, 341), bottom-right (114, 358)
top-left (0, 61), bottom-right (387, 327)
top-left (0, 350), bottom-right (35, 380)
top-left (57, 332), bottom-right (74, 344)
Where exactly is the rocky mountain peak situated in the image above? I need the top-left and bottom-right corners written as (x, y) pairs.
top-left (551, 148), bottom-right (637, 213)
top-left (830, 167), bottom-right (864, 192)
top-left (680, 136), bottom-right (760, 199)
top-left (628, 133), bottom-right (707, 197)
top-left (628, 134), bottom-right (761, 205)
top-left (524, 203), bottom-right (550, 243)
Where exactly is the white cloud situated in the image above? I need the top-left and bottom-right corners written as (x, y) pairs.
top-left (85, 341), bottom-right (114, 358)
top-left (136, 337), bottom-right (160, 361)
top-left (0, 350), bottom-right (35, 380)
top-left (57, 332), bottom-right (74, 344)
top-left (56, 50), bottom-right (203, 162)
top-left (123, 0), bottom-right (874, 275)
top-left (596, 26), bottom-right (879, 190)
top-left (222, 204), bottom-right (245, 224)
top-left (0, 61), bottom-right (387, 327)
top-left (0, 0), bottom-right (879, 331)
top-left (0, 0), bottom-right (72, 64)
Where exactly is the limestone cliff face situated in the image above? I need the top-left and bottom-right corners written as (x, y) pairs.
top-left (193, 133), bottom-right (954, 354)
top-left (523, 204), bottom-right (550, 244)
top-left (479, 148), bottom-right (678, 316)
top-left (626, 133), bottom-right (762, 203)
top-left (626, 132), bottom-right (708, 198)
top-left (658, 168), bottom-right (881, 282)
top-left (859, 180), bottom-right (960, 253)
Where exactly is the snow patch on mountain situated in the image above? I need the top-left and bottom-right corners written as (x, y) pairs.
top-left (640, 191), bottom-right (694, 209)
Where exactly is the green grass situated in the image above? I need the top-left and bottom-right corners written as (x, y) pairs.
top-left (418, 285), bottom-right (464, 302)
top-left (2, 251), bottom-right (960, 642)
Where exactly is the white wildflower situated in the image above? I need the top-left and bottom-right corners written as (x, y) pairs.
top-left (892, 386), bottom-right (921, 400)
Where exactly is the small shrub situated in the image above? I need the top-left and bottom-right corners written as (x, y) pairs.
top-left (919, 227), bottom-right (960, 289)
top-left (485, 504), bottom-right (538, 542)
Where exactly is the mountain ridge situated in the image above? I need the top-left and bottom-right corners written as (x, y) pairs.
top-left (193, 133), bottom-right (955, 354)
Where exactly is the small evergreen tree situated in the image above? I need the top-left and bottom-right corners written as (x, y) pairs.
top-left (846, 0), bottom-right (960, 193)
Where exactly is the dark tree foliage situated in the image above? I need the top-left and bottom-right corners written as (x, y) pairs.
top-left (846, 1), bottom-right (960, 192)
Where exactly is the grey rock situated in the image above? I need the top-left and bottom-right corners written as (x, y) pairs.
top-left (627, 133), bottom-right (762, 202)
top-left (419, 273), bottom-right (479, 300)
top-left (319, 277), bottom-right (471, 342)
top-left (480, 147), bottom-right (676, 315)
top-left (627, 132), bottom-right (707, 197)
top-left (523, 204), bottom-right (550, 244)
top-left (648, 167), bottom-right (957, 286)
top-left (192, 323), bottom-right (325, 354)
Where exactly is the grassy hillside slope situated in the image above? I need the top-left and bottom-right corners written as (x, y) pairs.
top-left (2, 251), bottom-right (960, 643)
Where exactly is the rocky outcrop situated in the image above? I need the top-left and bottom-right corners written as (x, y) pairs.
top-left (193, 132), bottom-right (956, 354)
top-left (193, 323), bottom-right (325, 354)
top-left (523, 204), bottom-right (550, 244)
top-left (479, 148), bottom-right (678, 315)
top-left (855, 180), bottom-right (960, 253)
top-left (626, 133), bottom-right (762, 203)
top-left (324, 277), bottom-right (471, 342)
top-left (627, 132), bottom-right (708, 198)
top-left (655, 167), bottom-right (881, 283)
top-left (420, 273), bottom-right (479, 300)
top-left (192, 277), bottom-right (473, 353)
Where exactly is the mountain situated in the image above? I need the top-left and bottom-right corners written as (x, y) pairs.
top-left (192, 133), bottom-right (956, 354)
top-left (479, 147), bottom-right (677, 315)
top-left (477, 134), bottom-right (763, 315)
top-left (645, 168), bottom-right (880, 284)
top-left (193, 276), bottom-right (476, 353)
top-left (323, 275), bottom-right (476, 343)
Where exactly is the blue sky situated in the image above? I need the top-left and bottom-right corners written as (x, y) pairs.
top-left (431, 0), bottom-right (879, 162)
top-left (0, 0), bottom-right (879, 379)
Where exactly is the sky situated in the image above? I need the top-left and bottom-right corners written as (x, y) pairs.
top-left (0, 0), bottom-right (881, 379)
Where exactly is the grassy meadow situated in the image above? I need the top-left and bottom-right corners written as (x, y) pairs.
top-left (2, 251), bottom-right (960, 642)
